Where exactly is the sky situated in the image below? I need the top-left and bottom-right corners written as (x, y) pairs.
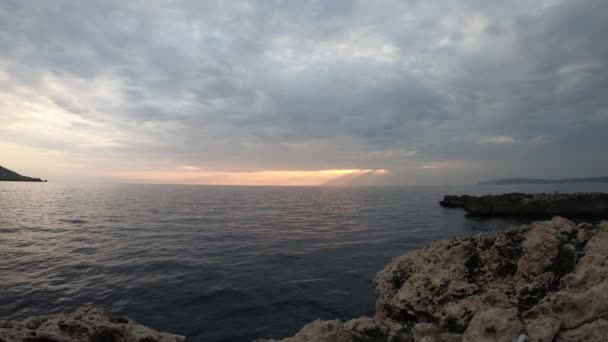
top-left (1, 0), bottom-right (607, 185)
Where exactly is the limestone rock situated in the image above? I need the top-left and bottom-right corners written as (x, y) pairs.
top-left (524, 221), bottom-right (608, 329)
top-left (0, 306), bottom-right (184, 342)
top-left (411, 323), bottom-right (461, 342)
top-left (516, 222), bottom-right (560, 279)
top-left (461, 307), bottom-right (522, 342)
top-left (525, 316), bottom-right (561, 342)
top-left (555, 319), bottom-right (608, 341)
top-left (266, 217), bottom-right (608, 342)
top-left (255, 317), bottom-right (411, 342)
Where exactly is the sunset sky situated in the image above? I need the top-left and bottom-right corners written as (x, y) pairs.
top-left (1, 0), bottom-right (607, 185)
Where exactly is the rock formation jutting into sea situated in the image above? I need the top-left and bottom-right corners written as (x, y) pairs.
top-left (0, 165), bottom-right (46, 182)
top-left (0, 307), bottom-right (184, 342)
top-left (257, 217), bottom-right (608, 341)
top-left (439, 192), bottom-right (608, 217)
top-left (2, 217), bottom-right (608, 341)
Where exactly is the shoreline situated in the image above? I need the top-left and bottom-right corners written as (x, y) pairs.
top-left (0, 307), bottom-right (184, 342)
top-left (259, 217), bottom-right (608, 341)
top-left (439, 192), bottom-right (608, 218)
top-left (3, 217), bottom-right (608, 341)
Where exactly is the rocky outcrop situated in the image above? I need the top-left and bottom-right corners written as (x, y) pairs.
top-left (0, 306), bottom-right (184, 342)
top-left (439, 192), bottom-right (608, 217)
top-left (258, 217), bottom-right (608, 342)
top-left (0, 165), bottom-right (46, 182)
top-left (255, 317), bottom-right (411, 342)
top-left (438, 195), bottom-right (473, 208)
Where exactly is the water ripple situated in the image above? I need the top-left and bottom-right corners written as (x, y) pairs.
top-left (2, 182), bottom-right (607, 341)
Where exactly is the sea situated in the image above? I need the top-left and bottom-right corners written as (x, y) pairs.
top-left (1, 182), bottom-right (607, 341)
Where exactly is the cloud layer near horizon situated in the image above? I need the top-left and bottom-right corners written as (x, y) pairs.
top-left (1, 0), bottom-right (607, 184)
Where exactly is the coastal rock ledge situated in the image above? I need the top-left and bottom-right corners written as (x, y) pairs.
top-left (0, 307), bottom-right (184, 342)
top-left (439, 193), bottom-right (608, 217)
top-left (259, 217), bottom-right (608, 342)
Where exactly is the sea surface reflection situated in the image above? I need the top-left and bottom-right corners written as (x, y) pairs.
top-left (1, 182), bottom-right (607, 341)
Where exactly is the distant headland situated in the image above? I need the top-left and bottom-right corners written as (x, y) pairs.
top-left (479, 177), bottom-right (608, 185)
top-left (0, 165), bottom-right (46, 182)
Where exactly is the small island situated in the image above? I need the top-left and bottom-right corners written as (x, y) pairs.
top-left (0, 165), bottom-right (46, 182)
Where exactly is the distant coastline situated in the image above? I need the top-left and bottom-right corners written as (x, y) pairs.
top-left (478, 177), bottom-right (608, 185)
top-left (0, 165), bottom-right (46, 182)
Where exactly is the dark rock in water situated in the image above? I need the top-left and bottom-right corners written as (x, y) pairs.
top-left (0, 307), bottom-right (184, 342)
top-left (439, 192), bottom-right (608, 218)
top-left (438, 195), bottom-right (472, 208)
top-left (0, 165), bottom-right (46, 182)
top-left (257, 217), bottom-right (608, 342)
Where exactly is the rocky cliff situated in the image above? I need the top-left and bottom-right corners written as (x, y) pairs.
top-left (439, 193), bottom-right (608, 217)
top-left (0, 307), bottom-right (184, 342)
top-left (259, 217), bottom-right (608, 342)
top-left (0, 165), bottom-right (45, 182)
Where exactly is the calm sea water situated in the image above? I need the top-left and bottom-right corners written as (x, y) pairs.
top-left (1, 182), bottom-right (607, 341)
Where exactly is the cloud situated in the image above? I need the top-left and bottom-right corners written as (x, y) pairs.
top-left (530, 136), bottom-right (546, 144)
top-left (478, 136), bottom-right (515, 144)
top-left (0, 0), bottom-right (607, 184)
top-left (178, 166), bottom-right (201, 171)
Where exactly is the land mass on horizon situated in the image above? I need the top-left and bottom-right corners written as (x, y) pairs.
top-left (479, 177), bottom-right (608, 185)
top-left (0, 165), bottom-right (46, 182)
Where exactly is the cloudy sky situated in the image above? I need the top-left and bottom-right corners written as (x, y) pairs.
top-left (1, 0), bottom-right (607, 185)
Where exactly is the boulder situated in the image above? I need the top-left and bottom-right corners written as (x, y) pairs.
top-left (461, 307), bottom-right (522, 342)
top-left (525, 316), bottom-right (561, 342)
top-left (255, 317), bottom-right (411, 342)
top-left (438, 195), bottom-right (472, 208)
top-left (523, 221), bottom-right (608, 329)
top-left (0, 306), bottom-right (184, 342)
top-left (555, 319), bottom-right (608, 341)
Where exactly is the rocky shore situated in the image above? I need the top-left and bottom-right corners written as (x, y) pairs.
top-left (0, 307), bottom-right (184, 342)
top-left (259, 217), bottom-right (608, 341)
top-left (4, 218), bottom-right (608, 341)
top-left (439, 192), bottom-right (608, 217)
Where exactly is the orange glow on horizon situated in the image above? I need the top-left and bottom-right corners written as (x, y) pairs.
top-left (108, 168), bottom-right (384, 186)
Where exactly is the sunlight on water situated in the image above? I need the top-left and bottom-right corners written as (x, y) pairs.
top-left (1, 182), bottom-right (607, 341)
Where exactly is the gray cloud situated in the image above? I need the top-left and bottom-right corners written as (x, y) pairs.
top-left (0, 0), bottom-right (607, 182)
